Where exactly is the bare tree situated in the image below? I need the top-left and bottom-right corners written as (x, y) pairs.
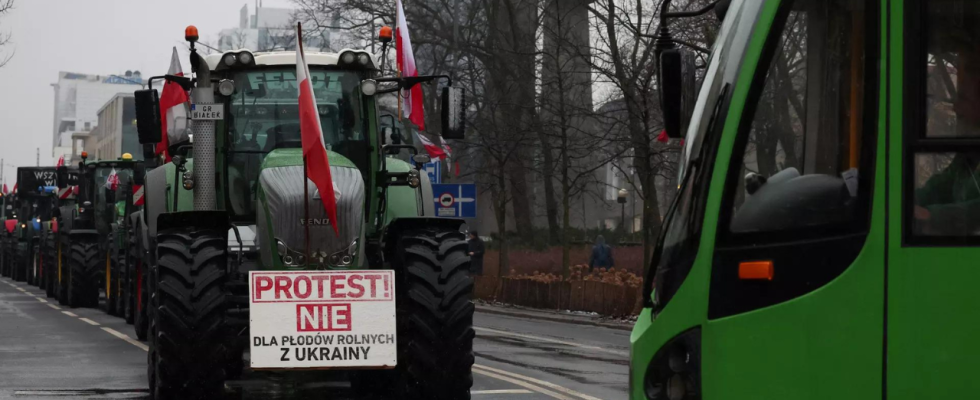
top-left (0, 0), bottom-right (16, 68)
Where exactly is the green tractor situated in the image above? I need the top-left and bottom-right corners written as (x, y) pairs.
top-left (13, 167), bottom-right (57, 285)
top-left (132, 27), bottom-right (472, 398)
top-left (57, 156), bottom-right (113, 308)
top-left (88, 154), bottom-right (143, 318)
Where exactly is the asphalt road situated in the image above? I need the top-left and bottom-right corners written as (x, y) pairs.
top-left (0, 277), bottom-right (629, 400)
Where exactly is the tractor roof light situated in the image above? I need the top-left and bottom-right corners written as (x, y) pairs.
top-left (379, 26), bottom-right (393, 43)
top-left (121, 153), bottom-right (133, 160)
top-left (357, 53), bottom-right (371, 67)
top-left (185, 25), bottom-right (199, 43)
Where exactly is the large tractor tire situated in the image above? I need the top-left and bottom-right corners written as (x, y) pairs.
top-left (13, 243), bottom-right (28, 283)
top-left (130, 225), bottom-right (147, 335)
top-left (354, 228), bottom-right (475, 400)
top-left (0, 238), bottom-right (9, 278)
top-left (56, 238), bottom-right (69, 305)
top-left (105, 241), bottom-right (121, 317)
top-left (68, 240), bottom-right (100, 308)
top-left (149, 228), bottom-right (229, 398)
top-left (44, 231), bottom-right (56, 298)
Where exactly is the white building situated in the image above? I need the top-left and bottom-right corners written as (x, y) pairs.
top-left (51, 71), bottom-right (144, 163)
top-left (90, 93), bottom-right (140, 161)
top-left (217, 4), bottom-right (361, 53)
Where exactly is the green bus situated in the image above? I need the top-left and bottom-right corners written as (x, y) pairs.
top-left (632, 0), bottom-right (980, 399)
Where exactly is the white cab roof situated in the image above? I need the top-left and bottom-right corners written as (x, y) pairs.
top-left (203, 49), bottom-right (377, 70)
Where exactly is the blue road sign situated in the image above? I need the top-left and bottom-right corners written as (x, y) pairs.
top-left (422, 161), bottom-right (441, 184)
top-left (432, 184), bottom-right (477, 218)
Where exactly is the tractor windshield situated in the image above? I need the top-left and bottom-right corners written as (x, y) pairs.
top-left (225, 67), bottom-right (369, 217)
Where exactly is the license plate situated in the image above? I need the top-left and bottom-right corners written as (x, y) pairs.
top-left (191, 104), bottom-right (224, 120)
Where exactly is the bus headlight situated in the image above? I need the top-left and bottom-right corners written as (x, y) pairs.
top-left (645, 328), bottom-right (700, 400)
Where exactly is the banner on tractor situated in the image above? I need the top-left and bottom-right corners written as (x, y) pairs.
top-left (248, 270), bottom-right (397, 369)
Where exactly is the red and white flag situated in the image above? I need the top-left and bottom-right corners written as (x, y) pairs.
top-left (2, 184), bottom-right (7, 194)
top-left (414, 131), bottom-right (454, 172)
top-left (106, 168), bottom-right (120, 191)
top-left (157, 47), bottom-right (190, 162)
top-left (56, 155), bottom-right (65, 167)
top-left (296, 23), bottom-right (339, 236)
top-left (396, 0), bottom-right (425, 130)
top-left (12, 183), bottom-right (16, 193)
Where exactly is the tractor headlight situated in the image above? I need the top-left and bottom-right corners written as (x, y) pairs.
top-left (356, 53), bottom-right (371, 66)
top-left (238, 51), bottom-right (254, 65)
top-left (182, 174), bottom-right (195, 190)
top-left (340, 51), bottom-right (356, 65)
top-left (223, 53), bottom-right (238, 67)
top-left (327, 239), bottom-right (358, 267)
top-left (218, 79), bottom-right (236, 96)
top-left (276, 239), bottom-right (287, 257)
top-left (360, 79), bottom-right (378, 96)
top-left (408, 169), bottom-right (421, 188)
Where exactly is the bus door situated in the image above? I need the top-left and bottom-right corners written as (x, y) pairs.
top-left (703, 0), bottom-right (885, 398)
top-left (889, 0), bottom-right (980, 398)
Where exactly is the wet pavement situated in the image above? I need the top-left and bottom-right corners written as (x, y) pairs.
top-left (0, 277), bottom-right (629, 399)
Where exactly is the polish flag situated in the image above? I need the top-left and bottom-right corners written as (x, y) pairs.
top-left (157, 47), bottom-right (190, 162)
top-left (2, 184), bottom-right (6, 194)
top-left (56, 155), bottom-right (65, 167)
top-left (396, 0), bottom-right (425, 130)
top-left (296, 23), bottom-right (339, 236)
top-left (106, 168), bottom-right (120, 191)
top-left (414, 131), bottom-right (455, 174)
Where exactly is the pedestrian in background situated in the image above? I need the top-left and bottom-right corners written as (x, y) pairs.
top-left (468, 231), bottom-right (485, 276)
top-left (589, 235), bottom-right (614, 271)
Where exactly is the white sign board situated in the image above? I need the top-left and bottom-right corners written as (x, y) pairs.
top-left (191, 104), bottom-right (224, 120)
top-left (249, 270), bottom-right (397, 369)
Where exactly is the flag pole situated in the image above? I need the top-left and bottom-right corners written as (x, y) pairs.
top-left (299, 22), bottom-right (311, 264)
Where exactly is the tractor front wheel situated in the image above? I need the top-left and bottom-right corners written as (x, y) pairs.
top-left (44, 231), bottom-right (56, 298)
top-left (149, 228), bottom-right (229, 398)
top-left (354, 228), bottom-right (475, 400)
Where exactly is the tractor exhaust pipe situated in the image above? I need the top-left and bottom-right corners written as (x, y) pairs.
top-left (187, 27), bottom-right (217, 211)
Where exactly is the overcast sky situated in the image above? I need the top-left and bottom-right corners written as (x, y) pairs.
top-left (0, 0), bottom-right (295, 185)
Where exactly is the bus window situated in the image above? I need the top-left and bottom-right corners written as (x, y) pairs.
top-left (728, 0), bottom-right (872, 236)
top-left (908, 1), bottom-right (980, 239)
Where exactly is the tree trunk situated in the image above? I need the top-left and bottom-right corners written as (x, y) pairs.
top-left (493, 172), bottom-right (510, 277)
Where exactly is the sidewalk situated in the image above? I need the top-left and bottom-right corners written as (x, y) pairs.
top-left (474, 301), bottom-right (636, 331)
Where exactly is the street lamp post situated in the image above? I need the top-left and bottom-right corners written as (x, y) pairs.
top-left (617, 189), bottom-right (628, 237)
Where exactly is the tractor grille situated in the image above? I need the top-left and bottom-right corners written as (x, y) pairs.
top-left (256, 165), bottom-right (364, 267)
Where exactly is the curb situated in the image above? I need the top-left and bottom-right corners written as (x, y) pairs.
top-left (475, 305), bottom-right (634, 332)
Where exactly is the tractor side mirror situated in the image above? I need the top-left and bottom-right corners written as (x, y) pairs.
top-left (135, 89), bottom-right (162, 145)
top-left (391, 128), bottom-right (403, 145)
top-left (441, 87), bottom-right (465, 139)
top-left (659, 48), bottom-right (685, 139)
top-left (56, 167), bottom-right (68, 189)
top-left (133, 162), bottom-right (146, 186)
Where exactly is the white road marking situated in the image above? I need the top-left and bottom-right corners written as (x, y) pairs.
top-left (36, 297), bottom-right (47, 303)
top-left (79, 318), bottom-right (100, 326)
top-left (474, 364), bottom-right (604, 400)
top-left (102, 327), bottom-right (150, 352)
top-left (472, 367), bottom-right (572, 399)
top-left (475, 326), bottom-right (629, 357)
top-left (473, 389), bottom-right (534, 395)
top-left (16, 287), bottom-right (25, 292)
top-left (47, 304), bottom-right (61, 310)
top-left (61, 311), bottom-right (77, 317)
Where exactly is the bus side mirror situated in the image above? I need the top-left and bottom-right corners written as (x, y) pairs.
top-left (135, 89), bottom-right (162, 145)
top-left (441, 86), bottom-right (465, 139)
top-left (659, 48), bottom-right (684, 139)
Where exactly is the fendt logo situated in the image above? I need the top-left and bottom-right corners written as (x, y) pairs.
top-left (299, 218), bottom-right (332, 226)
